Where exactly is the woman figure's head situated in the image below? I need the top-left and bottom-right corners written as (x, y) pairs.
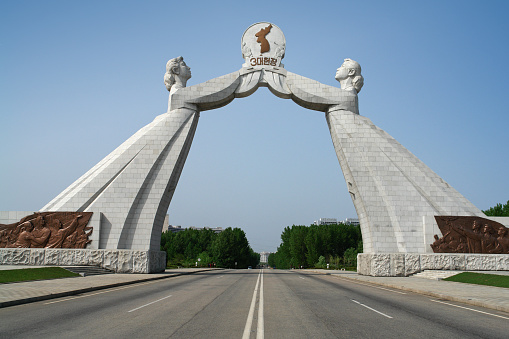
top-left (164, 56), bottom-right (191, 91)
top-left (335, 58), bottom-right (364, 93)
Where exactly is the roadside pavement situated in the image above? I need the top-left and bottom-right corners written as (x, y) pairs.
top-left (0, 266), bottom-right (223, 308)
top-left (307, 269), bottom-right (509, 313)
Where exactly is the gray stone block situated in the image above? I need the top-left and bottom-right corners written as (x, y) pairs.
top-left (465, 255), bottom-right (482, 270)
top-left (391, 254), bottom-right (405, 276)
top-left (133, 251), bottom-right (148, 273)
top-left (103, 250), bottom-right (118, 271)
top-left (29, 249), bottom-right (46, 265)
top-left (59, 250), bottom-right (76, 266)
top-left (45, 249), bottom-right (61, 265)
top-left (404, 254), bottom-right (421, 276)
top-left (88, 250), bottom-right (104, 266)
top-left (74, 250), bottom-right (88, 265)
top-left (12, 248), bottom-right (31, 265)
top-left (420, 254), bottom-right (435, 270)
top-left (496, 255), bottom-right (509, 270)
top-left (434, 254), bottom-right (451, 270)
top-left (450, 254), bottom-right (466, 270)
top-left (0, 249), bottom-right (13, 265)
top-left (117, 251), bottom-right (133, 273)
top-left (371, 254), bottom-right (390, 276)
top-left (479, 255), bottom-right (497, 270)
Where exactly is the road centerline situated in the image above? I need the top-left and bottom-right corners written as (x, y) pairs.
top-left (242, 270), bottom-right (261, 339)
top-left (257, 270), bottom-right (264, 339)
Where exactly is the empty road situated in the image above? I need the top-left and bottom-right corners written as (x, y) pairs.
top-left (0, 269), bottom-right (508, 338)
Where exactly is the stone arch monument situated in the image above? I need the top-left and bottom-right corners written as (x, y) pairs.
top-left (2, 23), bottom-right (507, 274)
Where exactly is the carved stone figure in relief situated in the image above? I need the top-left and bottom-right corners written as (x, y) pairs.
top-left (335, 58), bottom-right (364, 93)
top-left (495, 227), bottom-right (509, 253)
top-left (30, 215), bottom-right (51, 248)
top-left (12, 222), bottom-right (34, 248)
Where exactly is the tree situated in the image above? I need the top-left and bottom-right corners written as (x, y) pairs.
top-left (212, 227), bottom-right (258, 268)
top-left (483, 200), bottom-right (509, 217)
top-left (270, 223), bottom-right (363, 270)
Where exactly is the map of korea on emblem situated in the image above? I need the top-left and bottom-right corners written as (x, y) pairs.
top-left (241, 22), bottom-right (286, 68)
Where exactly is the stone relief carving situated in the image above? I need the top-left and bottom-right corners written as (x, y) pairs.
top-left (0, 212), bottom-right (93, 249)
top-left (432, 216), bottom-right (509, 254)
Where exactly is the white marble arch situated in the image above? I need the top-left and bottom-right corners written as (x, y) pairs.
top-left (41, 61), bottom-right (484, 255)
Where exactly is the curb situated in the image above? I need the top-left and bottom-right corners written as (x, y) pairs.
top-left (0, 268), bottom-right (224, 309)
top-left (308, 270), bottom-right (509, 314)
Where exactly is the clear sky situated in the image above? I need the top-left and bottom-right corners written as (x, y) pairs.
top-left (1, 1), bottom-right (508, 253)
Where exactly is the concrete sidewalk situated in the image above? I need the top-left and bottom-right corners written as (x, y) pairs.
top-left (0, 267), bottom-right (223, 308)
top-left (307, 269), bottom-right (509, 313)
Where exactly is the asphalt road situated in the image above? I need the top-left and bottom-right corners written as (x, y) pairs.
top-left (0, 269), bottom-right (508, 338)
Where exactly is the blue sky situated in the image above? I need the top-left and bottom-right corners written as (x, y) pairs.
top-left (1, 1), bottom-right (508, 253)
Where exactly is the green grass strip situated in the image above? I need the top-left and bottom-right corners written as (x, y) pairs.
top-left (0, 267), bottom-right (80, 284)
top-left (443, 272), bottom-right (509, 288)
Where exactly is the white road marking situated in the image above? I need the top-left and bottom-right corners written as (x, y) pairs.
top-left (351, 299), bottom-right (393, 319)
top-left (217, 275), bottom-right (224, 278)
top-left (299, 277), bottom-right (305, 280)
top-left (257, 270), bottom-right (264, 339)
top-left (430, 299), bottom-right (509, 320)
top-left (242, 270), bottom-right (261, 339)
top-left (332, 276), bottom-right (406, 294)
top-left (44, 281), bottom-right (160, 305)
top-left (128, 295), bottom-right (172, 313)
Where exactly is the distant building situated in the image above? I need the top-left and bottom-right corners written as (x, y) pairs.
top-left (166, 225), bottom-right (224, 234)
top-left (167, 225), bottom-right (185, 233)
top-left (342, 218), bottom-right (360, 226)
top-left (189, 226), bottom-right (224, 234)
top-left (259, 251), bottom-right (270, 263)
top-left (313, 218), bottom-right (337, 226)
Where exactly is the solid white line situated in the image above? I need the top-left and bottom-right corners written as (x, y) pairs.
top-left (44, 281), bottom-right (159, 305)
top-left (257, 270), bottom-right (264, 339)
top-left (430, 299), bottom-right (509, 320)
top-left (332, 276), bottom-right (406, 294)
top-left (128, 295), bottom-right (172, 313)
top-left (351, 299), bottom-right (393, 319)
top-left (242, 270), bottom-right (261, 339)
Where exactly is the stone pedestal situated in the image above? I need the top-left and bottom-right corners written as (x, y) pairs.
top-left (0, 249), bottom-right (166, 274)
top-left (358, 253), bottom-right (509, 276)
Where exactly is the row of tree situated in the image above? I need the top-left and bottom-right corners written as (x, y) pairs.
top-left (483, 200), bottom-right (509, 217)
top-left (268, 223), bottom-right (362, 269)
top-left (160, 227), bottom-right (259, 269)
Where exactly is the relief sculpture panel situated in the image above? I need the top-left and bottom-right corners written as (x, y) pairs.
top-left (0, 212), bottom-right (93, 249)
top-left (432, 216), bottom-right (509, 254)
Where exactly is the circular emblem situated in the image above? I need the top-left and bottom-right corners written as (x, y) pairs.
top-left (241, 22), bottom-right (286, 68)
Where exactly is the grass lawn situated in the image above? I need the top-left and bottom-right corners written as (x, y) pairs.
top-left (0, 267), bottom-right (80, 284)
top-left (443, 272), bottom-right (509, 288)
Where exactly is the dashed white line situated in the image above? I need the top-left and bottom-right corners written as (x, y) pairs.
top-left (128, 295), bottom-right (172, 313)
top-left (430, 299), bottom-right (509, 320)
top-left (351, 299), bottom-right (393, 319)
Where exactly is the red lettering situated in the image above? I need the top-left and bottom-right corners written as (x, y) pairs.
top-left (250, 58), bottom-right (256, 66)
top-left (270, 58), bottom-right (277, 66)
